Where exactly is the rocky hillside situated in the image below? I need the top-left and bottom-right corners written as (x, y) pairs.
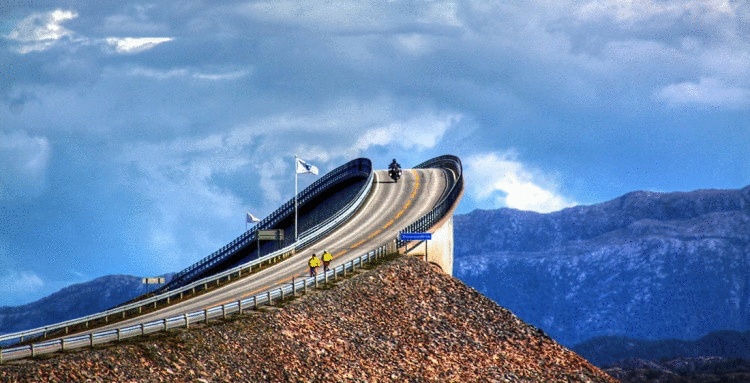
top-left (0, 256), bottom-right (615, 382)
top-left (454, 185), bottom-right (750, 346)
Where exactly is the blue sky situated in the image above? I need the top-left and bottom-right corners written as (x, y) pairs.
top-left (1, 1), bottom-right (748, 307)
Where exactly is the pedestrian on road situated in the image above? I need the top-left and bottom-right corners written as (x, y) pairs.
top-left (308, 253), bottom-right (321, 277)
top-left (322, 250), bottom-right (333, 272)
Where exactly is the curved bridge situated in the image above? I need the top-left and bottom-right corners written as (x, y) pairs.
top-left (0, 155), bottom-right (463, 363)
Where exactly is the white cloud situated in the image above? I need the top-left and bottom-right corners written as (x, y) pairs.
top-left (7, 9), bottom-right (78, 53)
top-left (465, 151), bottom-right (577, 213)
top-left (0, 270), bottom-right (45, 294)
top-left (577, 0), bottom-right (736, 26)
top-left (127, 66), bottom-right (250, 80)
top-left (654, 77), bottom-right (750, 108)
top-left (105, 37), bottom-right (173, 54)
top-left (352, 113), bottom-right (461, 154)
top-left (117, 133), bottom-right (257, 270)
top-left (6, 10), bottom-right (173, 55)
top-left (0, 131), bottom-right (51, 200)
top-left (241, 0), bottom-right (464, 33)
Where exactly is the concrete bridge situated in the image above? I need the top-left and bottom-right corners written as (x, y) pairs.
top-left (0, 155), bottom-right (463, 363)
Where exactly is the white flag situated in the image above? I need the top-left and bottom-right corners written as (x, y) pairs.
top-left (246, 212), bottom-right (260, 223)
top-left (296, 158), bottom-right (319, 175)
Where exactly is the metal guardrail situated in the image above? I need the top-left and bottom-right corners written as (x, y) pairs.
top-left (0, 154), bottom-right (464, 363)
top-left (397, 155), bottom-right (464, 247)
top-left (163, 157), bottom-right (373, 291)
top-left (0, 159), bottom-right (374, 348)
top-left (0, 243), bottom-right (397, 364)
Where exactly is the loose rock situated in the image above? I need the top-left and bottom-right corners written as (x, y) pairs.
top-left (1, 256), bottom-right (616, 382)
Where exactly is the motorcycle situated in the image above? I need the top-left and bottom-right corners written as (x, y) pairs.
top-left (388, 166), bottom-right (402, 183)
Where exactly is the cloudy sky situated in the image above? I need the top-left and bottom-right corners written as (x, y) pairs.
top-left (1, 1), bottom-right (748, 306)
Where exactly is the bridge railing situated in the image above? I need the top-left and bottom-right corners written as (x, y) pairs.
top-left (0, 159), bottom-right (374, 348)
top-left (0, 241), bottom-right (398, 364)
top-left (163, 157), bottom-right (373, 290)
top-left (397, 154), bottom-right (463, 246)
top-left (0, 154), bottom-right (464, 360)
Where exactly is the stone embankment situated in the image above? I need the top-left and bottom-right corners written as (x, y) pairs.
top-left (1, 255), bottom-right (616, 382)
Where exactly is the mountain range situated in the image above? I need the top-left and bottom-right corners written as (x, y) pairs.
top-left (0, 274), bottom-right (169, 335)
top-left (574, 330), bottom-right (750, 367)
top-left (454, 185), bottom-right (750, 348)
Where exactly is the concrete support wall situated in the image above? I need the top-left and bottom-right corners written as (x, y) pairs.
top-left (402, 211), bottom-right (457, 276)
top-left (400, 159), bottom-right (463, 276)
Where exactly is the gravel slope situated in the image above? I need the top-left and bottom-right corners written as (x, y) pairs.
top-left (1, 255), bottom-right (616, 382)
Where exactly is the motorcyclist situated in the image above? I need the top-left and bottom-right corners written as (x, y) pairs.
top-left (388, 158), bottom-right (402, 182)
top-left (388, 158), bottom-right (401, 171)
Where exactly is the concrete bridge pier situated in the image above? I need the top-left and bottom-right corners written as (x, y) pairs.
top-left (401, 207), bottom-right (459, 276)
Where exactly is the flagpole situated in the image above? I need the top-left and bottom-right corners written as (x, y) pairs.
top-left (294, 154), bottom-right (298, 243)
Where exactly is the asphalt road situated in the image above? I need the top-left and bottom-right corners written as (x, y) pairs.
top-left (65, 167), bottom-right (455, 335)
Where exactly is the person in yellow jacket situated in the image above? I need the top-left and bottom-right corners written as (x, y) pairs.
top-left (322, 250), bottom-right (333, 272)
top-left (308, 253), bottom-right (321, 277)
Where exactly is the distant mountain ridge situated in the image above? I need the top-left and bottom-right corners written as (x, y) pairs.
top-left (0, 274), bottom-right (171, 335)
top-left (574, 330), bottom-right (750, 366)
top-left (454, 185), bottom-right (750, 346)
top-left (605, 356), bottom-right (750, 383)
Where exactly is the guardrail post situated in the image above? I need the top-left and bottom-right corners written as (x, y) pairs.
top-left (31, 344), bottom-right (35, 357)
top-left (222, 305), bottom-right (227, 320)
top-left (204, 309), bottom-right (209, 324)
top-left (292, 277), bottom-right (296, 297)
top-left (238, 299), bottom-right (243, 315)
top-left (163, 318), bottom-right (168, 330)
top-left (267, 291), bottom-right (272, 305)
top-left (280, 287), bottom-right (285, 301)
top-left (117, 329), bottom-right (121, 341)
top-left (89, 333), bottom-right (94, 347)
top-left (61, 338), bottom-right (65, 351)
top-left (253, 296), bottom-right (258, 309)
top-left (184, 313), bottom-right (190, 329)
